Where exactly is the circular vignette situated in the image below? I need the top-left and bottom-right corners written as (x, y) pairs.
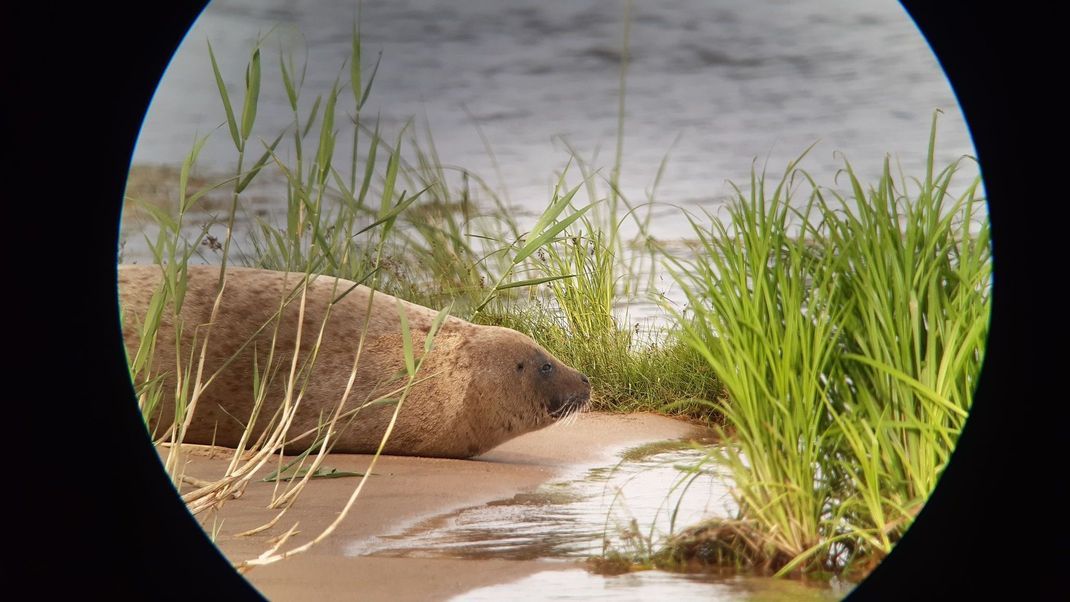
top-left (850, 3), bottom-right (1050, 600)
top-left (58, 1), bottom-right (1046, 599)
top-left (16, 2), bottom-right (269, 599)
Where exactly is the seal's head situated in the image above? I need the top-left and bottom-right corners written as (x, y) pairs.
top-left (444, 324), bottom-right (591, 455)
top-left (509, 334), bottom-right (591, 423)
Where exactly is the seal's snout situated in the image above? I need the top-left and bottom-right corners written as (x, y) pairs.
top-left (578, 373), bottom-right (592, 403)
top-left (547, 370), bottom-right (591, 419)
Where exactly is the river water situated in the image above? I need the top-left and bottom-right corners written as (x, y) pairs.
top-left (344, 443), bottom-right (844, 600)
top-left (130, 0), bottom-right (978, 231)
top-left (347, 446), bottom-right (737, 560)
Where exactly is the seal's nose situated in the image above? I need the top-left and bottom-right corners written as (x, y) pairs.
top-left (580, 374), bottom-right (590, 385)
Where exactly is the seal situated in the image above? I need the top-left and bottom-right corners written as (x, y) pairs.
top-left (118, 264), bottom-right (591, 458)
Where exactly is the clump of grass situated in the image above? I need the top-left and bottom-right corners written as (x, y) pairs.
top-left (663, 113), bottom-right (990, 578)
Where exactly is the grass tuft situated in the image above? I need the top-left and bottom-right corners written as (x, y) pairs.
top-left (663, 113), bottom-right (989, 578)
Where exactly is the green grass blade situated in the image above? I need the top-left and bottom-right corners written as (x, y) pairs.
top-left (280, 46), bottom-right (298, 111)
top-left (424, 302), bottom-right (454, 353)
top-left (315, 82), bottom-right (341, 185)
top-left (359, 51), bottom-right (382, 111)
top-left (303, 95), bottom-right (322, 139)
top-left (514, 203), bottom-right (594, 264)
top-left (380, 127), bottom-right (405, 215)
top-left (240, 46), bottom-right (262, 142)
top-left (237, 130), bottom-right (287, 193)
top-left (178, 133), bottom-right (212, 212)
top-left (207, 40), bottom-right (241, 151)
top-left (352, 186), bottom-right (429, 238)
top-left (356, 118), bottom-right (380, 209)
top-left (330, 267), bottom-right (380, 305)
top-left (528, 177), bottom-right (584, 244)
top-left (496, 274), bottom-right (577, 291)
top-left (349, 18), bottom-right (361, 107)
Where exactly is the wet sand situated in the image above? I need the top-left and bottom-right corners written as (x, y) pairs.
top-left (176, 411), bottom-right (712, 601)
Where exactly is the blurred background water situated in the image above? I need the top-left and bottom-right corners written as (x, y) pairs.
top-left (132, 0), bottom-right (977, 213)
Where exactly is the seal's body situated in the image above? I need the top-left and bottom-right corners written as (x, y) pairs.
top-left (118, 265), bottom-right (590, 458)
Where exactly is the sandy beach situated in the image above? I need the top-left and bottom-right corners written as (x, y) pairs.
top-left (174, 411), bottom-right (713, 601)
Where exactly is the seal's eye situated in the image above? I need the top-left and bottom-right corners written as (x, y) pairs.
top-left (540, 362), bottom-right (553, 374)
top-left (516, 362), bottom-right (524, 371)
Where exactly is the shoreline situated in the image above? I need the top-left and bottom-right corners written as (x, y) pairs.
top-left (174, 411), bottom-right (713, 601)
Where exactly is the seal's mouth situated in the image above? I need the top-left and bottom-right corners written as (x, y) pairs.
top-left (548, 391), bottom-right (590, 420)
